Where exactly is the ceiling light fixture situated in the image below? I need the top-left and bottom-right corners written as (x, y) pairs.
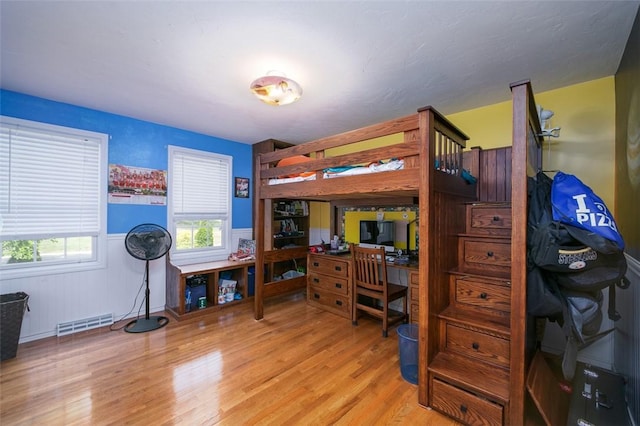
top-left (249, 71), bottom-right (302, 106)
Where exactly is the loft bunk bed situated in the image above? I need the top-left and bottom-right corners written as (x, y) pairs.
top-left (253, 106), bottom-right (478, 320)
top-left (253, 80), bottom-right (544, 425)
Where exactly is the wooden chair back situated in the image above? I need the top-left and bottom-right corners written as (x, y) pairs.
top-left (350, 244), bottom-right (407, 337)
top-left (351, 245), bottom-right (388, 293)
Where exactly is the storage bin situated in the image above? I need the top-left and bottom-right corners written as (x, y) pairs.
top-left (248, 266), bottom-right (255, 296)
top-left (1, 292), bottom-right (29, 361)
top-left (219, 279), bottom-right (237, 304)
top-left (397, 323), bottom-right (418, 384)
top-left (187, 284), bottom-right (206, 311)
top-left (282, 270), bottom-right (304, 279)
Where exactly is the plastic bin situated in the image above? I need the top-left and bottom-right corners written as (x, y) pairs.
top-left (248, 266), bottom-right (255, 296)
top-left (187, 284), bottom-right (206, 311)
top-left (186, 274), bottom-right (208, 312)
top-left (397, 323), bottom-right (418, 384)
top-left (1, 292), bottom-right (29, 361)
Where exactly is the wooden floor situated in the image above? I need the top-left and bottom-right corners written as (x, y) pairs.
top-left (0, 292), bottom-right (460, 425)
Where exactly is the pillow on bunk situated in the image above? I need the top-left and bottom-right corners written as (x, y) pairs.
top-left (277, 155), bottom-right (315, 178)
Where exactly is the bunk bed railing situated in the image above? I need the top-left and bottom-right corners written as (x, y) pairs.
top-left (259, 143), bottom-right (420, 180)
top-left (256, 106), bottom-right (470, 198)
top-left (259, 114), bottom-right (419, 164)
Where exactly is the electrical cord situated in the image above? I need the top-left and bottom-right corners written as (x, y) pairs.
top-left (109, 266), bottom-right (147, 331)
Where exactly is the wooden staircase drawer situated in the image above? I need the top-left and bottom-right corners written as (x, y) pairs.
top-left (430, 378), bottom-right (503, 426)
top-left (459, 237), bottom-right (511, 277)
top-left (466, 204), bottom-right (511, 236)
top-left (410, 284), bottom-right (419, 302)
top-left (308, 285), bottom-right (350, 317)
top-left (307, 272), bottom-right (349, 295)
top-left (410, 303), bottom-right (419, 324)
top-left (444, 323), bottom-right (510, 367)
top-left (452, 276), bottom-right (510, 314)
top-left (307, 255), bottom-right (349, 278)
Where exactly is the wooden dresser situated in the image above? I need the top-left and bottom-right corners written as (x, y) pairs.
top-left (307, 253), bottom-right (352, 319)
top-left (428, 202), bottom-right (512, 425)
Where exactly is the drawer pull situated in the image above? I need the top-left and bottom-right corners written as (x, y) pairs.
top-left (479, 292), bottom-right (488, 299)
top-left (335, 300), bottom-right (343, 306)
top-left (487, 251), bottom-right (494, 257)
top-left (492, 216), bottom-right (501, 221)
top-left (313, 293), bottom-right (320, 299)
top-left (313, 262), bottom-right (320, 267)
top-left (460, 405), bottom-right (468, 414)
top-left (313, 277), bottom-right (320, 283)
top-left (335, 283), bottom-right (342, 289)
top-left (335, 266), bottom-right (342, 272)
top-left (472, 342), bottom-right (480, 350)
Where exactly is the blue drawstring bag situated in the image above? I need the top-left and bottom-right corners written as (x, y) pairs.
top-left (551, 172), bottom-right (625, 250)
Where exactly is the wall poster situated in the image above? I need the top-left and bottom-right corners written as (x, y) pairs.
top-left (235, 177), bottom-right (249, 198)
top-left (108, 164), bottom-right (167, 205)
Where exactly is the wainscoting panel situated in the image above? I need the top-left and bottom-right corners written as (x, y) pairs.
top-left (1, 228), bottom-right (253, 343)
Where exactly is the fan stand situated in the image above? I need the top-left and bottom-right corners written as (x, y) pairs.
top-left (125, 259), bottom-right (169, 333)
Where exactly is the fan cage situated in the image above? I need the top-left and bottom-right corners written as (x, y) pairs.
top-left (125, 223), bottom-right (172, 261)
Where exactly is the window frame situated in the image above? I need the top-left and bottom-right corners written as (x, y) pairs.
top-left (0, 116), bottom-right (108, 279)
top-left (167, 145), bottom-right (233, 264)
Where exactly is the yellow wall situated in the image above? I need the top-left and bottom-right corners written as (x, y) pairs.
top-left (309, 201), bottom-right (329, 229)
top-left (325, 133), bottom-right (403, 157)
top-left (615, 10), bottom-right (640, 258)
top-left (344, 210), bottom-right (416, 250)
top-left (449, 77), bottom-right (616, 210)
top-left (311, 77), bottom-right (617, 232)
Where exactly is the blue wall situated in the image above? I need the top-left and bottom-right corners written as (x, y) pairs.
top-left (0, 89), bottom-right (253, 233)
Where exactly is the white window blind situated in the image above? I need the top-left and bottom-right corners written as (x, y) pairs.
top-left (0, 119), bottom-right (102, 240)
top-left (168, 145), bottom-right (232, 262)
top-left (0, 116), bottom-right (107, 278)
top-left (172, 151), bottom-right (230, 216)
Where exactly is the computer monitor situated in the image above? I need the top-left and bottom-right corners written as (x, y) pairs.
top-left (359, 220), bottom-right (395, 252)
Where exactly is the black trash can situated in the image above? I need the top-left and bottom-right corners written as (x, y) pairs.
top-left (397, 323), bottom-right (419, 384)
top-left (1, 292), bottom-right (29, 361)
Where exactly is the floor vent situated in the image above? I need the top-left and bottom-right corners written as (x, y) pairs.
top-left (57, 313), bottom-right (114, 336)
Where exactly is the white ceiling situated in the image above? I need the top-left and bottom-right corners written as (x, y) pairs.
top-left (1, 1), bottom-right (638, 145)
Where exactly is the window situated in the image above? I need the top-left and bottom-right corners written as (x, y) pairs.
top-left (0, 116), bottom-right (108, 278)
top-left (168, 146), bottom-right (232, 263)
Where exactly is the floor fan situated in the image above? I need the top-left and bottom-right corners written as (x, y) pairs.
top-left (124, 223), bottom-right (172, 333)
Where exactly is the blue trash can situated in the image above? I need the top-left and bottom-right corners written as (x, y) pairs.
top-left (397, 323), bottom-right (418, 384)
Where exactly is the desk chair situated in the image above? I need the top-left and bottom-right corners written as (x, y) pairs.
top-left (351, 244), bottom-right (408, 337)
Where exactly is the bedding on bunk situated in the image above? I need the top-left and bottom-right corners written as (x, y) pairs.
top-left (268, 158), bottom-right (404, 185)
top-left (267, 156), bottom-right (477, 185)
top-left (275, 155), bottom-right (315, 178)
top-left (324, 158), bottom-right (404, 178)
top-left (268, 174), bottom-right (317, 185)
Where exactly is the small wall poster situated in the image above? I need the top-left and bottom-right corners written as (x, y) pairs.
top-left (108, 164), bottom-right (167, 205)
top-left (235, 177), bottom-right (249, 198)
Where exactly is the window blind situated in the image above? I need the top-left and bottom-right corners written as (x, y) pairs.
top-left (171, 150), bottom-right (230, 216)
top-left (0, 121), bottom-right (102, 240)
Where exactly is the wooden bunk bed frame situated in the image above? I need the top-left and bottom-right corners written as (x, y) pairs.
top-left (252, 81), bottom-right (543, 424)
top-left (254, 105), bottom-right (476, 317)
top-left (508, 79), bottom-right (544, 425)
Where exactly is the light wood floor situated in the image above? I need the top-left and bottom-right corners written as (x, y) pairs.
top-left (0, 291), bottom-right (460, 425)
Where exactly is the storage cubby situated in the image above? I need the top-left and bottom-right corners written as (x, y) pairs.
top-left (272, 199), bottom-right (309, 249)
top-left (165, 258), bottom-right (254, 319)
top-left (262, 246), bottom-right (308, 298)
